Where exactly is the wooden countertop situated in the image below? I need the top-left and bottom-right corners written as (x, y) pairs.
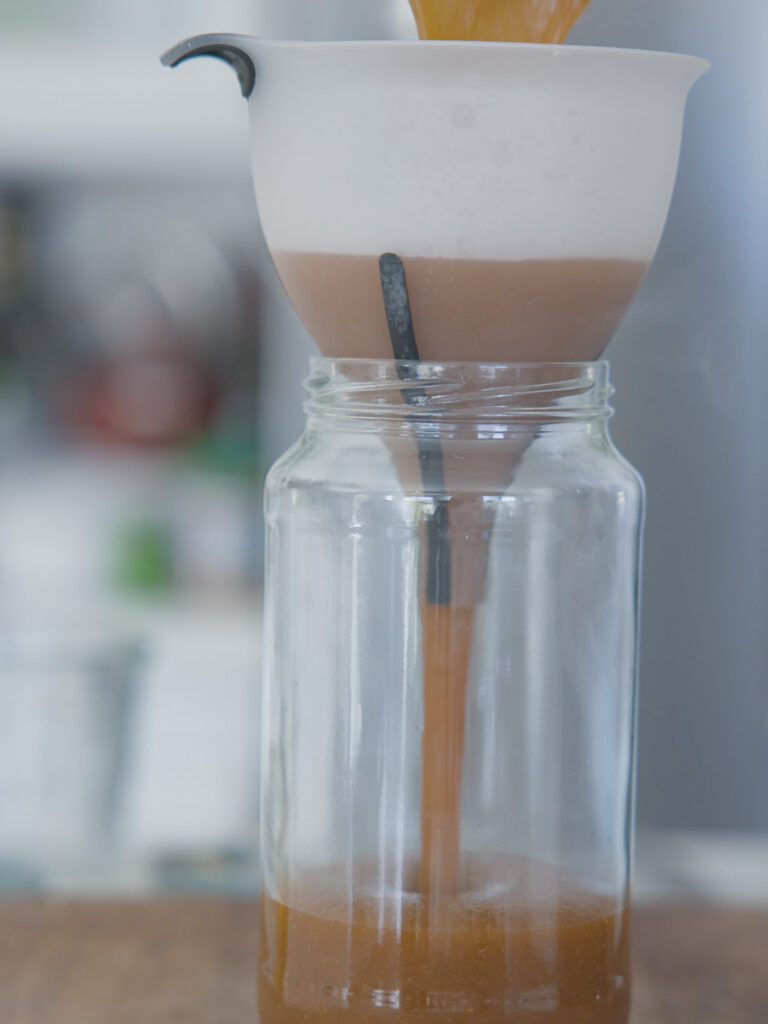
top-left (0, 901), bottom-right (765, 1022)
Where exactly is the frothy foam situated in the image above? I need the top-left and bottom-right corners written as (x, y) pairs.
top-left (249, 43), bottom-right (702, 266)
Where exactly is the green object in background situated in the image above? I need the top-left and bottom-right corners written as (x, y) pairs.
top-left (114, 519), bottom-right (175, 595)
top-left (185, 428), bottom-right (261, 481)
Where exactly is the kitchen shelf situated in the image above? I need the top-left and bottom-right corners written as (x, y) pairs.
top-left (0, 38), bottom-right (251, 183)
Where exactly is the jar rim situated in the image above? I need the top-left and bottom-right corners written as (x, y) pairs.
top-left (309, 357), bottom-right (609, 370)
top-left (305, 358), bottom-right (613, 424)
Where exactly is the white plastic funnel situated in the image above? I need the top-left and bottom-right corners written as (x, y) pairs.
top-left (164, 36), bottom-right (706, 362)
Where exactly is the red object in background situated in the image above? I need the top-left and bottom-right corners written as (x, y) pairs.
top-left (68, 347), bottom-right (219, 449)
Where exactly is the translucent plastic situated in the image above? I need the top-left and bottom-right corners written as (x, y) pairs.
top-left (167, 36), bottom-right (704, 361)
top-left (0, 625), bottom-right (140, 880)
top-left (242, 40), bottom-right (705, 262)
top-left (260, 359), bottom-right (645, 1024)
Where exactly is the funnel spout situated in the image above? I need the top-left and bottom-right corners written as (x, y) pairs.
top-left (161, 34), bottom-right (256, 98)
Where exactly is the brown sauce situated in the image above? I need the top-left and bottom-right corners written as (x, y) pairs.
top-left (420, 604), bottom-right (475, 895)
top-left (258, 857), bottom-right (630, 1024)
top-left (272, 254), bottom-right (647, 364)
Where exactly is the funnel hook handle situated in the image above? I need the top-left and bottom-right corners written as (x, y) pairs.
top-left (161, 34), bottom-right (256, 98)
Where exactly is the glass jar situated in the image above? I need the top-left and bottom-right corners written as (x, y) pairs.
top-left (260, 359), bottom-right (644, 1024)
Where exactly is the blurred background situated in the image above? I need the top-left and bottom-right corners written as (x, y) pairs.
top-left (0, 0), bottom-right (765, 899)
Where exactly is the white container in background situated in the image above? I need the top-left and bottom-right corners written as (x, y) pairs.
top-left (0, 624), bottom-right (141, 887)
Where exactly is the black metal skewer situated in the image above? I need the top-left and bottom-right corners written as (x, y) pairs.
top-left (379, 253), bottom-right (450, 607)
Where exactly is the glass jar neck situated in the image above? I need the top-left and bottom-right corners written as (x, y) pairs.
top-left (304, 358), bottom-right (613, 435)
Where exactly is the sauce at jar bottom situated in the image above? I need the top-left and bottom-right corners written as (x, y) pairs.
top-left (258, 855), bottom-right (630, 1024)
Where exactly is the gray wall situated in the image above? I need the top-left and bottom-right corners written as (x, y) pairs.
top-left (571, 0), bottom-right (768, 830)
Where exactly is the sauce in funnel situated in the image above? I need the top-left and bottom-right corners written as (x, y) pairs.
top-left (258, 31), bottom-right (690, 366)
top-left (279, 0), bottom-right (626, 368)
top-left (274, 253), bottom-right (646, 363)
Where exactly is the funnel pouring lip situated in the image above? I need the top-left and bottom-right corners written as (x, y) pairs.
top-left (165, 32), bottom-right (708, 73)
top-left (213, 33), bottom-right (708, 71)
